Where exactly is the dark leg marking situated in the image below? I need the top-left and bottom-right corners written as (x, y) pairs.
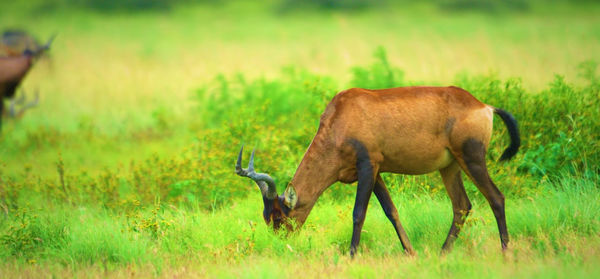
top-left (439, 163), bottom-right (472, 252)
top-left (462, 138), bottom-right (509, 250)
top-left (348, 139), bottom-right (375, 257)
top-left (373, 174), bottom-right (415, 255)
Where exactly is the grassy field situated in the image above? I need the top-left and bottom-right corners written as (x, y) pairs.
top-left (2, 178), bottom-right (600, 278)
top-left (1, 0), bottom-right (600, 278)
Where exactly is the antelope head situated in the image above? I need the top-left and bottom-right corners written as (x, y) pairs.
top-left (235, 146), bottom-right (297, 230)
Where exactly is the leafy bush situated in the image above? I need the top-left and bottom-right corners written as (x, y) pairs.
top-left (350, 47), bottom-right (406, 89)
top-left (1, 48), bottom-right (598, 213)
top-left (196, 68), bottom-right (336, 129)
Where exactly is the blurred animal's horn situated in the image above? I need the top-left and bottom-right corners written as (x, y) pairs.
top-left (41, 34), bottom-right (56, 51)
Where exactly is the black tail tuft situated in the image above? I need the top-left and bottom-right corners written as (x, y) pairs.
top-left (494, 108), bottom-right (520, 161)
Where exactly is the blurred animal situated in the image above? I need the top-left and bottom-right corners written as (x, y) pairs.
top-left (0, 32), bottom-right (54, 129)
top-left (236, 86), bottom-right (520, 256)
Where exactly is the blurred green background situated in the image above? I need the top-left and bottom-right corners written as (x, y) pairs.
top-left (1, 0), bottom-right (599, 277)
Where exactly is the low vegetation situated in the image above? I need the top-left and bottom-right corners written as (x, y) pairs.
top-left (0, 0), bottom-right (599, 278)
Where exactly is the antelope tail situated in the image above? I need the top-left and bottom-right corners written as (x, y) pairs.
top-left (493, 108), bottom-right (520, 161)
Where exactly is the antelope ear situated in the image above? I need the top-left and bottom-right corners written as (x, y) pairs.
top-left (283, 185), bottom-right (298, 209)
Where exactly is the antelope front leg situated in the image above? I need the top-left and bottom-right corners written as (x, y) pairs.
top-left (349, 141), bottom-right (378, 257)
top-left (373, 174), bottom-right (415, 255)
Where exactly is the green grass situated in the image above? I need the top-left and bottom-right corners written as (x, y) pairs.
top-left (1, 0), bottom-right (599, 277)
top-left (1, 173), bottom-right (599, 278)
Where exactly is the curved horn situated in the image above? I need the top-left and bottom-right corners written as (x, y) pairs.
top-left (27, 34), bottom-right (57, 56)
top-left (235, 146), bottom-right (278, 199)
top-left (41, 34), bottom-right (56, 51)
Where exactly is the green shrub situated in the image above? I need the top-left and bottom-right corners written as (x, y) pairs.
top-left (1, 48), bottom-right (598, 216)
top-left (350, 46), bottom-right (406, 89)
top-left (0, 208), bottom-right (68, 261)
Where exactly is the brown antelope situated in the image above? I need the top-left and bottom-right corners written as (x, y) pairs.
top-left (0, 35), bottom-right (54, 129)
top-left (236, 86), bottom-right (520, 256)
